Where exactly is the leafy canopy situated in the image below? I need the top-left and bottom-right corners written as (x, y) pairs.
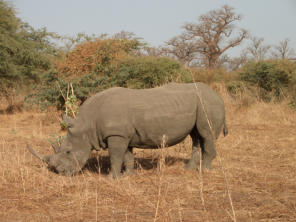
top-left (0, 0), bottom-right (57, 91)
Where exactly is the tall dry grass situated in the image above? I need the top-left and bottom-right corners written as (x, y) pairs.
top-left (0, 85), bottom-right (295, 221)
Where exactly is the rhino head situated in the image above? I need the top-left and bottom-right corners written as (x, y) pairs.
top-left (27, 115), bottom-right (92, 176)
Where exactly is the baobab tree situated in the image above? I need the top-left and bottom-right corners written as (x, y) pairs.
top-left (166, 5), bottom-right (247, 68)
top-left (163, 34), bottom-right (199, 67)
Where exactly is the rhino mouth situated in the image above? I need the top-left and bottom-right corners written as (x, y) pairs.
top-left (53, 168), bottom-right (75, 176)
top-left (26, 144), bottom-right (84, 176)
top-left (52, 165), bottom-right (77, 176)
top-left (49, 166), bottom-right (59, 174)
top-left (26, 144), bottom-right (79, 176)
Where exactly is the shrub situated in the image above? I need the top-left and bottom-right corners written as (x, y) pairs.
top-left (239, 60), bottom-right (296, 101)
top-left (0, 1), bottom-right (58, 112)
top-left (111, 56), bottom-right (192, 88)
top-left (189, 68), bottom-right (231, 84)
top-left (56, 38), bottom-right (143, 77)
top-left (226, 81), bottom-right (245, 96)
top-left (27, 56), bottom-right (192, 110)
top-left (25, 70), bottom-right (64, 110)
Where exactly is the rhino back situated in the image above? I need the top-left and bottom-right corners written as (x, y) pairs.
top-left (128, 84), bottom-right (198, 147)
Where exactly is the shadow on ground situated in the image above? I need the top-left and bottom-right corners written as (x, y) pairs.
top-left (84, 155), bottom-right (188, 175)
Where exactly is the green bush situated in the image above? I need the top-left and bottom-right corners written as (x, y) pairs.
top-left (239, 60), bottom-right (296, 101)
top-left (27, 56), bottom-right (192, 110)
top-left (111, 56), bottom-right (192, 88)
top-left (226, 81), bottom-right (245, 96)
top-left (25, 70), bottom-right (63, 110)
top-left (0, 1), bottom-right (58, 107)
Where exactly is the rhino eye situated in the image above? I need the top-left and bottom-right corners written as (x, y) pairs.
top-left (66, 150), bottom-right (71, 154)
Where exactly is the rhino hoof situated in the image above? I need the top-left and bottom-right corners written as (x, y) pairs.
top-left (185, 162), bottom-right (199, 171)
top-left (124, 170), bottom-right (135, 176)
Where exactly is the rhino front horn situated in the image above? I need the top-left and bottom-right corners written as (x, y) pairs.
top-left (26, 145), bottom-right (51, 164)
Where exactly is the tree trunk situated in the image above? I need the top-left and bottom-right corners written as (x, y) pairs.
top-left (207, 54), bottom-right (219, 69)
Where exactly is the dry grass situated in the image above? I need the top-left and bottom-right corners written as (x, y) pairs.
top-left (0, 88), bottom-right (296, 222)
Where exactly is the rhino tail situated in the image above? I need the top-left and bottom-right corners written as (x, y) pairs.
top-left (223, 119), bottom-right (228, 137)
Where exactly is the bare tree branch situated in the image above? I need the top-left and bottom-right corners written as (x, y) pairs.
top-left (246, 36), bottom-right (271, 61)
top-left (272, 38), bottom-right (295, 59)
top-left (164, 34), bottom-right (200, 67)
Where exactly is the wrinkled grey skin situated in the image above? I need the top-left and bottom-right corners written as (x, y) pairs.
top-left (27, 83), bottom-right (228, 178)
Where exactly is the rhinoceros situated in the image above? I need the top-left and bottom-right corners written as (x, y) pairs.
top-left (27, 82), bottom-right (228, 178)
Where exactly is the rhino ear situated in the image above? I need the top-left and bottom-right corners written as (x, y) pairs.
top-left (62, 114), bottom-right (75, 128)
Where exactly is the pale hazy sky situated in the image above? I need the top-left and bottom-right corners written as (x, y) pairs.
top-left (10, 0), bottom-right (296, 57)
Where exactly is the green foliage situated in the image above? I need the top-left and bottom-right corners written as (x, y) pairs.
top-left (226, 81), bottom-right (245, 95)
top-left (111, 57), bottom-right (192, 88)
top-left (25, 70), bottom-right (63, 110)
top-left (0, 0), bottom-right (58, 98)
top-left (46, 134), bottom-right (66, 148)
top-left (239, 60), bottom-right (296, 101)
top-left (26, 70), bottom-right (105, 111)
top-left (27, 56), bottom-right (192, 110)
top-left (65, 94), bottom-right (79, 116)
top-left (190, 68), bottom-right (231, 84)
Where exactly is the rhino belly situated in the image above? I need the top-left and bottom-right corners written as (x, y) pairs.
top-left (130, 112), bottom-right (196, 148)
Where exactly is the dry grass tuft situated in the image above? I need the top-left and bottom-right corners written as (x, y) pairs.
top-left (0, 88), bottom-right (295, 221)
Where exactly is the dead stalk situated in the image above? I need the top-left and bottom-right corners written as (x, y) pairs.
top-left (217, 150), bottom-right (237, 222)
top-left (57, 82), bottom-right (76, 118)
top-left (20, 168), bottom-right (26, 194)
top-left (95, 184), bottom-right (98, 222)
top-left (190, 71), bottom-right (237, 222)
top-left (177, 194), bottom-right (183, 222)
top-left (153, 135), bottom-right (167, 222)
top-left (69, 83), bottom-right (76, 118)
top-left (198, 148), bottom-right (210, 221)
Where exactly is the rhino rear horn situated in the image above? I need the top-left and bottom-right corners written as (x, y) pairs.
top-left (51, 142), bottom-right (61, 153)
top-left (62, 114), bottom-right (75, 128)
top-left (26, 145), bottom-right (51, 164)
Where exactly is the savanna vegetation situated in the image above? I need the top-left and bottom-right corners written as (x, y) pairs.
top-left (1, 2), bottom-right (295, 113)
top-left (0, 1), bottom-right (295, 221)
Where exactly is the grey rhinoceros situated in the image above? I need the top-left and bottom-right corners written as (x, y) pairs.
top-left (27, 82), bottom-right (228, 178)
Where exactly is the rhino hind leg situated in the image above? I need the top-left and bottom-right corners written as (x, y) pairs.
top-left (186, 120), bottom-right (218, 170)
top-left (199, 136), bottom-right (216, 169)
top-left (108, 136), bottom-right (129, 179)
top-left (123, 147), bottom-right (135, 176)
top-left (185, 129), bottom-right (201, 170)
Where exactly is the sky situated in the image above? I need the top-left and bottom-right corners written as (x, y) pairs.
top-left (10, 0), bottom-right (296, 57)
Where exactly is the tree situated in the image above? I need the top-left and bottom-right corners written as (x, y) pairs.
top-left (272, 38), bottom-right (295, 59)
top-left (59, 32), bottom-right (108, 52)
top-left (179, 5), bottom-right (247, 68)
top-left (142, 46), bottom-right (164, 57)
top-left (164, 34), bottom-right (200, 67)
top-left (0, 0), bottom-right (58, 110)
top-left (112, 30), bottom-right (137, 40)
top-left (0, 1), bottom-right (57, 86)
top-left (57, 38), bottom-right (144, 77)
top-left (227, 51), bottom-right (248, 70)
top-left (246, 36), bottom-right (271, 61)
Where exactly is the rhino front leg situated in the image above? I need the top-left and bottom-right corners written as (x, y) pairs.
top-left (124, 147), bottom-right (135, 175)
top-left (108, 136), bottom-right (128, 179)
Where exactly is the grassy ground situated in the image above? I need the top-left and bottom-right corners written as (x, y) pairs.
top-left (0, 88), bottom-right (295, 222)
